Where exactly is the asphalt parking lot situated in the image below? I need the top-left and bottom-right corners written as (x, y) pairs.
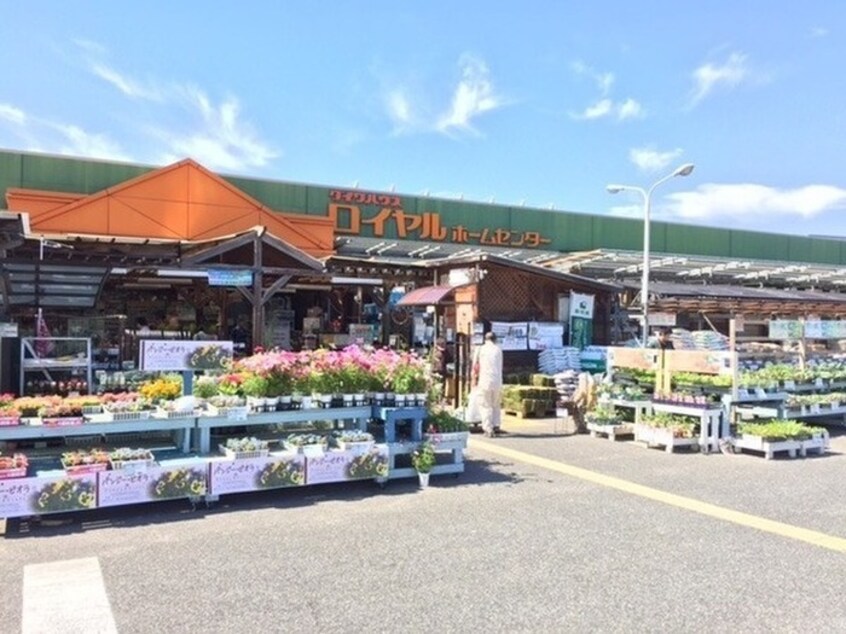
top-left (3, 415), bottom-right (845, 633)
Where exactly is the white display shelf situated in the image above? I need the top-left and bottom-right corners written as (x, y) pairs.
top-left (20, 337), bottom-right (93, 396)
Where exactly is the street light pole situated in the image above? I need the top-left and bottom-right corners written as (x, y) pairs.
top-left (607, 163), bottom-right (695, 347)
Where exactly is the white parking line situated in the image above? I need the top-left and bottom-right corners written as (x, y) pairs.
top-left (22, 557), bottom-right (117, 633)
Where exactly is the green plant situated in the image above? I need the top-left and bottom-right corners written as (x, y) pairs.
top-left (411, 441), bottom-right (436, 473)
top-left (193, 375), bottom-right (219, 399)
top-left (240, 374), bottom-right (269, 398)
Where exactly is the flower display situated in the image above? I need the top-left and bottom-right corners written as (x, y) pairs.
top-left (139, 376), bottom-right (183, 402)
top-left (33, 478), bottom-right (96, 512)
top-left (411, 441), bottom-right (437, 474)
top-left (149, 468), bottom-right (207, 498)
top-left (256, 460), bottom-right (305, 488)
top-left (346, 450), bottom-right (388, 478)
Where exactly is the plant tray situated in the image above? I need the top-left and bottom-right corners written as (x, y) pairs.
top-left (219, 444), bottom-right (270, 460)
top-left (634, 424), bottom-right (699, 453)
top-left (81, 405), bottom-right (103, 415)
top-left (284, 442), bottom-right (326, 455)
top-left (206, 405), bottom-right (250, 419)
top-left (62, 461), bottom-right (109, 475)
top-left (43, 416), bottom-right (84, 427)
top-left (154, 408), bottom-right (195, 419)
top-left (0, 466), bottom-right (27, 479)
top-left (424, 431), bottom-right (470, 444)
top-left (734, 435), bottom-right (802, 459)
top-left (103, 409), bottom-right (152, 422)
top-left (109, 457), bottom-right (156, 471)
top-left (587, 422), bottom-right (634, 441)
top-left (336, 440), bottom-right (376, 453)
top-left (0, 416), bottom-right (21, 427)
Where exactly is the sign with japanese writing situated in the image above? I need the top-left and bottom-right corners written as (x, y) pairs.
top-left (768, 320), bottom-right (803, 340)
top-left (208, 269), bottom-right (253, 287)
top-left (528, 322), bottom-right (564, 350)
top-left (98, 463), bottom-right (208, 506)
top-left (305, 446), bottom-right (389, 485)
top-left (140, 340), bottom-right (234, 371)
top-left (569, 292), bottom-right (595, 319)
top-left (328, 193), bottom-right (552, 249)
top-left (0, 474), bottom-right (97, 518)
top-left (209, 454), bottom-right (306, 495)
top-left (490, 321), bottom-right (528, 351)
top-left (607, 346), bottom-right (659, 371)
top-left (664, 350), bottom-right (733, 375)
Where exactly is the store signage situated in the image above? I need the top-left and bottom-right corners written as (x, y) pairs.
top-left (0, 322), bottom-right (18, 337)
top-left (208, 269), bottom-right (253, 287)
top-left (607, 347), bottom-right (659, 371)
top-left (528, 322), bottom-right (565, 350)
top-left (0, 474), bottom-right (97, 518)
top-left (664, 350), bottom-right (733, 375)
top-left (768, 320), bottom-right (803, 340)
top-left (140, 340), bottom-right (234, 371)
top-left (98, 463), bottom-right (207, 506)
top-left (569, 293), bottom-right (595, 319)
top-left (305, 446), bottom-right (389, 485)
top-left (490, 321), bottom-right (529, 351)
top-left (649, 313), bottom-right (677, 327)
top-left (209, 454), bottom-right (306, 495)
top-left (328, 193), bottom-right (552, 249)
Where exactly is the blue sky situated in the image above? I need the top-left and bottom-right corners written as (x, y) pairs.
top-left (2, 2), bottom-right (846, 238)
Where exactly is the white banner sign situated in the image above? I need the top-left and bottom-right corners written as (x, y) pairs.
top-left (490, 322), bottom-right (528, 351)
top-left (209, 454), bottom-right (306, 495)
top-left (140, 340), bottom-right (234, 371)
top-left (569, 293), bottom-right (595, 319)
top-left (528, 322), bottom-right (565, 350)
top-left (0, 474), bottom-right (97, 518)
top-left (97, 463), bottom-right (208, 506)
top-left (305, 447), bottom-right (389, 485)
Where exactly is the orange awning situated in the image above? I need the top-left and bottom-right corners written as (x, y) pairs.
top-left (396, 285), bottom-right (456, 306)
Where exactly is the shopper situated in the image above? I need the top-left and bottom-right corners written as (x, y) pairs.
top-left (650, 328), bottom-right (675, 350)
top-left (431, 337), bottom-right (451, 399)
top-left (473, 332), bottom-right (504, 438)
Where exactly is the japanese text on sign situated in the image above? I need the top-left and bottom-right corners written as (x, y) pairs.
top-left (329, 197), bottom-right (552, 249)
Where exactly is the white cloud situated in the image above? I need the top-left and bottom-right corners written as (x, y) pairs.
top-left (90, 63), bottom-right (163, 101)
top-left (571, 98), bottom-right (643, 122)
top-left (0, 103), bottom-right (26, 126)
top-left (571, 61), bottom-right (615, 95)
top-left (436, 55), bottom-right (503, 135)
top-left (385, 89), bottom-right (414, 134)
top-left (161, 88), bottom-right (278, 171)
top-left (689, 52), bottom-right (749, 106)
top-left (74, 46), bottom-right (278, 172)
top-left (574, 98), bottom-right (613, 120)
top-left (811, 26), bottom-right (829, 38)
top-left (664, 183), bottom-right (846, 220)
top-left (51, 123), bottom-right (132, 162)
top-left (0, 100), bottom-right (130, 163)
top-left (629, 146), bottom-right (683, 172)
top-left (617, 98), bottom-right (644, 120)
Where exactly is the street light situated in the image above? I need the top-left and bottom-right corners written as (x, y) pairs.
top-left (606, 163), bottom-right (695, 347)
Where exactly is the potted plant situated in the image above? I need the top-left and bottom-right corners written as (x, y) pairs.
top-left (411, 440), bottom-right (436, 488)
top-left (240, 373), bottom-right (270, 412)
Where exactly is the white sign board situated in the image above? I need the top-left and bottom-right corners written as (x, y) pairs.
top-left (569, 292), bottom-right (595, 319)
top-left (528, 322), bottom-right (565, 350)
top-left (140, 340), bottom-right (234, 371)
top-left (490, 321), bottom-right (528, 351)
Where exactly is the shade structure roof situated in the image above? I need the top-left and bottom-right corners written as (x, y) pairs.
top-left (396, 285), bottom-right (458, 306)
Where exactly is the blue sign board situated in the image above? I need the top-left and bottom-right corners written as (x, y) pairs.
top-left (208, 269), bottom-right (253, 287)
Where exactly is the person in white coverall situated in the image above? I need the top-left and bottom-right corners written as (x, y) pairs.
top-left (473, 332), bottom-right (504, 437)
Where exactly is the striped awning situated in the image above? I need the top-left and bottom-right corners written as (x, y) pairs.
top-left (396, 285), bottom-right (457, 306)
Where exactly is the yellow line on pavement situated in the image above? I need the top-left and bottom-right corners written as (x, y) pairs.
top-left (470, 438), bottom-right (846, 554)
